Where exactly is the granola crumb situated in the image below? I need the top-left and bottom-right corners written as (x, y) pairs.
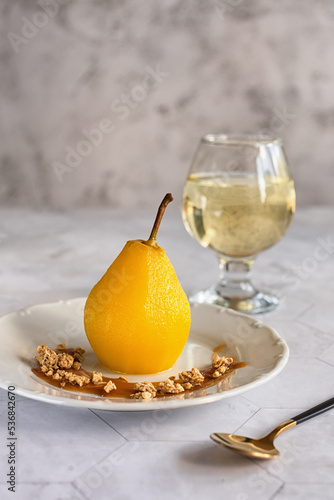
top-left (58, 352), bottom-right (74, 369)
top-left (133, 381), bottom-right (156, 394)
top-left (212, 353), bottom-right (233, 369)
top-left (34, 343), bottom-right (241, 400)
top-left (35, 345), bottom-right (59, 371)
top-left (181, 382), bottom-right (193, 390)
top-left (104, 380), bottom-right (117, 393)
top-left (157, 379), bottom-right (184, 394)
top-left (92, 371), bottom-right (103, 384)
top-left (79, 376), bottom-right (90, 386)
top-left (130, 381), bottom-right (157, 400)
top-left (179, 368), bottom-right (204, 386)
top-left (212, 365), bottom-right (229, 378)
top-left (130, 391), bottom-right (154, 400)
top-left (35, 344), bottom-right (91, 388)
top-left (62, 371), bottom-right (90, 386)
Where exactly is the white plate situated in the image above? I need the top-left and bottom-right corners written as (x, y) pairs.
top-left (0, 298), bottom-right (289, 411)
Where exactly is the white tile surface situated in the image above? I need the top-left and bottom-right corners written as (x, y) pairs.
top-left (243, 357), bottom-right (334, 409)
top-left (2, 483), bottom-right (79, 500)
top-left (0, 400), bottom-right (125, 484)
top-left (0, 207), bottom-right (334, 499)
top-left (299, 300), bottom-right (334, 336)
top-left (274, 483), bottom-right (334, 500)
top-left (93, 397), bottom-right (259, 442)
top-left (317, 340), bottom-right (334, 367)
top-left (260, 319), bottom-right (333, 359)
top-left (74, 441), bottom-right (282, 500)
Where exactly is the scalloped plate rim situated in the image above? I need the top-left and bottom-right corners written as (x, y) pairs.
top-left (0, 298), bottom-right (289, 411)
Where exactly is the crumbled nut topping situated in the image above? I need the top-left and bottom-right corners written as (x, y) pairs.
top-left (211, 352), bottom-right (233, 378)
top-left (36, 344), bottom-right (83, 372)
top-left (55, 369), bottom-right (90, 386)
top-left (212, 353), bottom-right (233, 369)
top-left (182, 382), bottom-right (193, 390)
top-left (130, 381), bottom-right (157, 400)
top-left (134, 381), bottom-right (156, 394)
top-left (67, 373), bottom-right (90, 386)
top-left (35, 345), bottom-right (59, 371)
top-left (92, 371), bottom-right (103, 384)
top-left (212, 365), bottom-right (229, 378)
top-left (35, 344), bottom-right (90, 388)
top-left (58, 370), bottom-right (90, 387)
top-left (104, 380), bottom-right (117, 393)
top-left (179, 368), bottom-right (204, 386)
top-left (157, 378), bottom-right (185, 394)
top-left (34, 343), bottom-right (238, 399)
top-left (131, 391), bottom-right (154, 400)
top-left (58, 352), bottom-right (75, 369)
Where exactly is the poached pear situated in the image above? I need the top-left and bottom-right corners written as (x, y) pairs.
top-left (84, 193), bottom-right (191, 374)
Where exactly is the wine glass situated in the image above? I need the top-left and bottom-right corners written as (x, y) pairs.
top-left (182, 134), bottom-right (296, 314)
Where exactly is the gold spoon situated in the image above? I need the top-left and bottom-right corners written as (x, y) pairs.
top-left (211, 396), bottom-right (334, 459)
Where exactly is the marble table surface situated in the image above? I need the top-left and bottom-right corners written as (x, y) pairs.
top-left (0, 207), bottom-right (334, 500)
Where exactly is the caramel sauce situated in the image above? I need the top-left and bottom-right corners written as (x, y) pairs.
top-left (32, 347), bottom-right (246, 399)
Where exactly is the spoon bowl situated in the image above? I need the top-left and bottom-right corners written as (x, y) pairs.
top-left (210, 397), bottom-right (334, 459)
top-left (211, 431), bottom-right (284, 459)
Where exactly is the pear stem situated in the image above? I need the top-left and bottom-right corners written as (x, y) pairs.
top-left (147, 193), bottom-right (174, 244)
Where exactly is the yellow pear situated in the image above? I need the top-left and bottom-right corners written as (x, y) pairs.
top-left (84, 194), bottom-right (191, 374)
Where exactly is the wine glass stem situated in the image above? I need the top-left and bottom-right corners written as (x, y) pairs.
top-left (217, 256), bottom-right (257, 299)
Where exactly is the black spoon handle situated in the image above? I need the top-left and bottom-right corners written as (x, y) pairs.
top-left (292, 397), bottom-right (334, 425)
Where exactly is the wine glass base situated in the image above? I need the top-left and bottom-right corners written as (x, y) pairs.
top-left (188, 287), bottom-right (279, 315)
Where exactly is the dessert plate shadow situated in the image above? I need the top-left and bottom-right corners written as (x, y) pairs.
top-left (0, 298), bottom-right (289, 411)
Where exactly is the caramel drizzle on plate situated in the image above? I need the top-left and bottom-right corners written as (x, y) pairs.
top-left (32, 346), bottom-right (246, 400)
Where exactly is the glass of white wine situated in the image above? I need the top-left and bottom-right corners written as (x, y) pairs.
top-left (182, 134), bottom-right (296, 314)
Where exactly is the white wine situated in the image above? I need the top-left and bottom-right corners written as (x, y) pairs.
top-left (182, 173), bottom-right (296, 258)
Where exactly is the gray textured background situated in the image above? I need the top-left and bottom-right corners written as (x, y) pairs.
top-left (1, 0), bottom-right (334, 209)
